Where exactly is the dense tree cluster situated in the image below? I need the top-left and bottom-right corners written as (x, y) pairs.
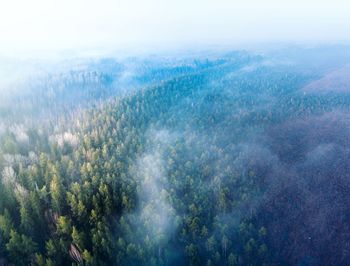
top-left (1, 51), bottom-right (350, 265)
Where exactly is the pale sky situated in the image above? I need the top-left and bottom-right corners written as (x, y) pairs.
top-left (0, 0), bottom-right (350, 55)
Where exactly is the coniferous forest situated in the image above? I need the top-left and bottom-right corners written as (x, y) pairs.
top-left (2, 47), bottom-right (350, 265)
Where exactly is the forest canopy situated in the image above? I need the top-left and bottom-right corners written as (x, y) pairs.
top-left (1, 47), bottom-right (350, 265)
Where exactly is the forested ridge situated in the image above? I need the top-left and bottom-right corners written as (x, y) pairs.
top-left (2, 50), bottom-right (350, 265)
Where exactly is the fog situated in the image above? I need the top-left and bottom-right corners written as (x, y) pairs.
top-left (1, 0), bottom-right (350, 264)
top-left (113, 50), bottom-right (350, 264)
top-left (1, 0), bottom-right (350, 56)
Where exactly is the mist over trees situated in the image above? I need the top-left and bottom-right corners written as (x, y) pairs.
top-left (1, 46), bottom-right (350, 265)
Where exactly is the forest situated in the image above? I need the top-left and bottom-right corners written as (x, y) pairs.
top-left (1, 46), bottom-right (350, 265)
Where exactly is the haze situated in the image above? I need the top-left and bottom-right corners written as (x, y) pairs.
top-left (1, 0), bottom-right (350, 56)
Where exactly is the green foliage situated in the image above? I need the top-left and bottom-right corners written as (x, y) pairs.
top-left (6, 230), bottom-right (38, 265)
top-left (1, 53), bottom-right (346, 265)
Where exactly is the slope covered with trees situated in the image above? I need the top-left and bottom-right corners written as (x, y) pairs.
top-left (1, 49), bottom-right (350, 265)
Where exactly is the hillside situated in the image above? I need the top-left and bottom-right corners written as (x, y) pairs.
top-left (1, 49), bottom-right (350, 265)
